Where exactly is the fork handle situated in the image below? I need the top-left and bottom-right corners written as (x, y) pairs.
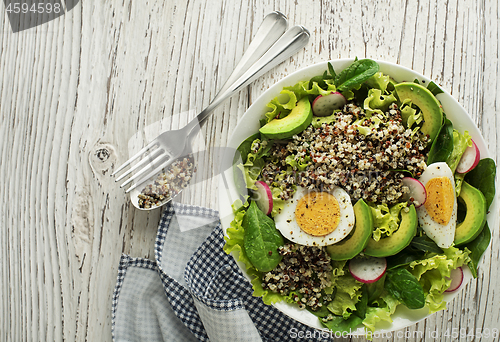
top-left (185, 25), bottom-right (310, 134)
top-left (215, 11), bottom-right (288, 97)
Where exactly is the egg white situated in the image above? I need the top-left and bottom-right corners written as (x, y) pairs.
top-left (417, 162), bottom-right (457, 248)
top-left (274, 186), bottom-right (355, 246)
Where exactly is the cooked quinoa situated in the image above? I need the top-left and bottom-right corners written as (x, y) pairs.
top-left (260, 102), bottom-right (428, 205)
top-left (138, 156), bottom-right (196, 209)
top-left (261, 243), bottom-right (333, 311)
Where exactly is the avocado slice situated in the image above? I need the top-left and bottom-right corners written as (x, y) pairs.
top-left (326, 199), bottom-right (373, 261)
top-left (259, 97), bottom-right (312, 140)
top-left (394, 82), bottom-right (443, 143)
top-left (364, 204), bottom-right (418, 257)
top-left (454, 181), bottom-right (487, 246)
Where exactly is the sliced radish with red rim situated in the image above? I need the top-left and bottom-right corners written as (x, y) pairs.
top-left (349, 256), bottom-right (387, 284)
top-left (312, 92), bottom-right (347, 117)
top-left (445, 266), bottom-right (464, 292)
top-left (456, 139), bottom-right (480, 174)
top-left (400, 177), bottom-right (427, 207)
top-left (253, 181), bottom-right (273, 215)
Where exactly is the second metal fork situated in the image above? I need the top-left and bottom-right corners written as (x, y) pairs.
top-left (113, 13), bottom-right (309, 193)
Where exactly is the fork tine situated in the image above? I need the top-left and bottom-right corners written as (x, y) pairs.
top-left (112, 139), bottom-right (160, 176)
top-left (114, 147), bottom-right (164, 183)
top-left (125, 157), bottom-right (177, 193)
top-left (119, 151), bottom-right (170, 188)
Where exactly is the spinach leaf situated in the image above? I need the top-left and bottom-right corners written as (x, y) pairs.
top-left (353, 285), bottom-right (369, 319)
top-left (309, 74), bottom-right (330, 90)
top-left (335, 59), bottom-right (380, 92)
top-left (427, 118), bottom-right (454, 165)
top-left (365, 274), bottom-right (386, 303)
top-left (409, 235), bottom-right (444, 254)
top-left (426, 81), bottom-right (444, 96)
top-left (386, 251), bottom-right (424, 270)
top-left (307, 303), bottom-right (331, 318)
top-left (309, 62), bottom-right (336, 90)
top-left (464, 158), bottom-right (497, 210)
top-left (465, 223), bottom-right (491, 278)
top-left (328, 62), bottom-right (337, 79)
top-left (413, 79), bottom-right (444, 96)
top-left (384, 268), bottom-right (425, 309)
top-left (243, 201), bottom-right (284, 272)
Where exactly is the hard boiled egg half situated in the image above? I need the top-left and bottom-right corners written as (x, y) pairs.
top-left (417, 162), bottom-right (457, 248)
top-left (274, 186), bottom-right (355, 246)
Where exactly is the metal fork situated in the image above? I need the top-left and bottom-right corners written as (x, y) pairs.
top-left (113, 16), bottom-right (310, 193)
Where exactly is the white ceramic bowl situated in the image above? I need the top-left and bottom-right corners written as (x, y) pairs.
top-left (218, 59), bottom-right (492, 333)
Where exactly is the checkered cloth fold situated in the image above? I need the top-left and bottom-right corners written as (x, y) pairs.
top-left (112, 202), bottom-right (331, 341)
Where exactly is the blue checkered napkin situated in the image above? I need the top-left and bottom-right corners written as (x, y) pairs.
top-left (112, 256), bottom-right (198, 342)
top-left (157, 203), bottom-right (332, 342)
top-left (113, 202), bottom-right (332, 342)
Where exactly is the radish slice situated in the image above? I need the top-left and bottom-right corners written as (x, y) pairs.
top-left (400, 177), bottom-right (427, 207)
top-left (253, 181), bottom-right (273, 215)
top-left (349, 256), bottom-right (387, 284)
top-left (312, 92), bottom-right (347, 117)
top-left (445, 266), bottom-right (464, 292)
top-left (456, 139), bottom-right (480, 174)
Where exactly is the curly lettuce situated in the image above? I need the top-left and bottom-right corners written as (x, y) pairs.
top-left (447, 129), bottom-right (472, 174)
top-left (264, 80), bottom-right (337, 123)
top-left (351, 116), bottom-right (383, 136)
top-left (327, 265), bottom-right (364, 319)
top-left (365, 72), bottom-right (391, 93)
top-left (408, 246), bottom-right (470, 313)
top-left (236, 138), bottom-right (272, 190)
top-left (363, 88), bottom-right (397, 116)
top-left (369, 202), bottom-right (407, 242)
top-left (400, 99), bottom-right (423, 129)
top-left (362, 291), bottom-right (400, 334)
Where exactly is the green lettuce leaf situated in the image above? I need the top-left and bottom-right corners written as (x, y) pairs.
top-left (363, 88), bottom-right (397, 116)
top-left (369, 202), bottom-right (407, 242)
top-left (447, 130), bottom-right (472, 173)
top-left (351, 116), bottom-right (383, 136)
top-left (408, 246), bottom-right (470, 313)
top-left (327, 269), bottom-right (364, 319)
top-left (362, 291), bottom-right (400, 334)
top-left (285, 154), bottom-right (311, 171)
top-left (264, 79), bottom-right (337, 123)
top-left (455, 172), bottom-right (465, 197)
top-left (285, 79), bottom-right (337, 99)
top-left (400, 99), bottom-right (423, 129)
top-left (223, 201), bottom-right (252, 267)
top-left (264, 89), bottom-right (297, 123)
top-left (238, 138), bottom-right (272, 189)
top-left (365, 72), bottom-right (391, 93)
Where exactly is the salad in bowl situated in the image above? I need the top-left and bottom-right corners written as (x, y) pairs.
top-left (219, 59), bottom-right (496, 335)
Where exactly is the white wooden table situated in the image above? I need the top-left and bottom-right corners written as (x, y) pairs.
top-left (1, 0), bottom-right (498, 341)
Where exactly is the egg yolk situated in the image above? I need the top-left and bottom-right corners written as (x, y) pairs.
top-left (424, 177), bottom-right (454, 225)
top-left (295, 192), bottom-right (340, 236)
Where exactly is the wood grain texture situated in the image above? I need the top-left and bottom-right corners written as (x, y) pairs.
top-left (0, 0), bottom-right (498, 341)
